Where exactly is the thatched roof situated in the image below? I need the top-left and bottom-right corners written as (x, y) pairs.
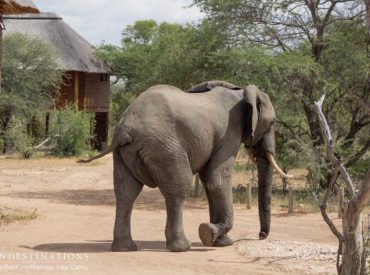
top-left (1, 0), bottom-right (39, 14)
top-left (3, 13), bottom-right (110, 73)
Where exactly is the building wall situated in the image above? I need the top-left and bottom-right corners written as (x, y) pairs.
top-left (78, 72), bottom-right (86, 110)
top-left (84, 73), bottom-right (110, 112)
top-left (55, 72), bottom-right (74, 108)
top-left (55, 71), bottom-right (110, 151)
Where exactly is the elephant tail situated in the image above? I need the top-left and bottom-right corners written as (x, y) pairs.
top-left (77, 125), bottom-right (132, 164)
top-left (77, 146), bottom-right (113, 163)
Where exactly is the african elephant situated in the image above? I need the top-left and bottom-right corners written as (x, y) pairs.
top-left (80, 81), bottom-right (291, 252)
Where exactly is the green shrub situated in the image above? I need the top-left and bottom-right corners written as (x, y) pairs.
top-left (49, 108), bottom-right (95, 156)
top-left (2, 116), bottom-right (33, 158)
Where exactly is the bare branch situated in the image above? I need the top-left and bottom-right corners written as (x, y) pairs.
top-left (315, 95), bottom-right (355, 195)
top-left (319, 167), bottom-right (344, 240)
top-left (336, 241), bottom-right (342, 274)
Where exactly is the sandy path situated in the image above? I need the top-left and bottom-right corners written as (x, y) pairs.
top-left (0, 156), bottom-right (339, 274)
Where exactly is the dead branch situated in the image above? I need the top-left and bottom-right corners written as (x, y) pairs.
top-left (33, 137), bottom-right (51, 150)
top-left (26, 134), bottom-right (59, 151)
top-left (314, 94), bottom-right (370, 275)
top-left (319, 166), bottom-right (343, 241)
top-left (315, 95), bottom-right (355, 195)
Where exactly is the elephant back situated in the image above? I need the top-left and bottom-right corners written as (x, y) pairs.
top-left (188, 81), bottom-right (242, 93)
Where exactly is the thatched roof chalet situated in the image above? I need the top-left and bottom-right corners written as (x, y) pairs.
top-left (3, 13), bottom-right (109, 73)
top-left (1, 0), bottom-right (39, 14)
top-left (2, 2), bottom-right (111, 150)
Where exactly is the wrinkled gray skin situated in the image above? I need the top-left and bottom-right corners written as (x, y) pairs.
top-left (82, 81), bottom-right (276, 252)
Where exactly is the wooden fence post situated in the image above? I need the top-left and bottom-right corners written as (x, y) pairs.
top-left (338, 187), bottom-right (344, 219)
top-left (246, 183), bottom-right (251, 209)
top-left (288, 186), bottom-right (294, 214)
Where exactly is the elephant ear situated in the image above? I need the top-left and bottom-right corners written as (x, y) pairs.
top-left (244, 85), bottom-right (275, 146)
top-left (188, 80), bottom-right (241, 93)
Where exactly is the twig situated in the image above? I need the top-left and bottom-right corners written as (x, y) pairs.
top-left (26, 134), bottom-right (59, 151)
top-left (33, 137), bottom-right (51, 150)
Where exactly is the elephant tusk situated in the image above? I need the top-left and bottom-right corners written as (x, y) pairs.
top-left (266, 153), bottom-right (294, 179)
top-left (247, 148), bottom-right (257, 164)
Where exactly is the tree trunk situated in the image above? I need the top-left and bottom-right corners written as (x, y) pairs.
top-left (0, 3), bottom-right (3, 89)
top-left (340, 202), bottom-right (365, 275)
top-left (365, 0), bottom-right (370, 33)
top-left (303, 100), bottom-right (323, 145)
top-left (0, 107), bottom-right (11, 153)
top-left (315, 95), bottom-right (370, 274)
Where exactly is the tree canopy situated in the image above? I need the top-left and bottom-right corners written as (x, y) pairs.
top-left (0, 33), bottom-right (63, 154)
top-left (97, 5), bottom-right (369, 185)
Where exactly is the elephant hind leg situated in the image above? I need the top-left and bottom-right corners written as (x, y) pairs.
top-left (111, 150), bottom-right (143, 252)
top-left (155, 156), bottom-right (193, 252)
top-left (162, 194), bottom-right (191, 252)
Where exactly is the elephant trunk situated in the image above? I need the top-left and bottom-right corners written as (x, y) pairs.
top-left (255, 127), bottom-right (275, 239)
top-left (256, 153), bottom-right (273, 239)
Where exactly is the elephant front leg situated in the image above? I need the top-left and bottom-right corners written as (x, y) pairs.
top-left (199, 160), bottom-right (234, 247)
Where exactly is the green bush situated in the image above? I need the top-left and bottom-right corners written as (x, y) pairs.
top-left (2, 116), bottom-right (33, 158)
top-left (49, 108), bottom-right (95, 156)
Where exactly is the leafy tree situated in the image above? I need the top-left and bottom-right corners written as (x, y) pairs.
top-left (96, 20), bottom-right (249, 124)
top-left (192, 0), bottom-right (370, 185)
top-left (109, 83), bottom-right (136, 128)
top-left (0, 33), bottom-right (63, 153)
top-left (96, 10), bottom-right (369, 185)
top-left (97, 20), bottom-right (233, 93)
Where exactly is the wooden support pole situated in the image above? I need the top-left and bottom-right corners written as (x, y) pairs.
top-left (288, 186), bottom-right (294, 214)
top-left (0, 2), bottom-right (4, 90)
top-left (74, 71), bottom-right (79, 110)
top-left (246, 183), bottom-right (251, 209)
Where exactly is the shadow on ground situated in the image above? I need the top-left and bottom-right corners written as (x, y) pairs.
top-left (7, 189), bottom-right (206, 210)
top-left (208, 256), bottom-right (295, 264)
top-left (31, 240), bottom-right (213, 253)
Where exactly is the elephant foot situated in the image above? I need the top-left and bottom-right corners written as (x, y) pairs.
top-left (198, 223), bottom-right (218, 247)
top-left (111, 239), bottom-right (138, 252)
top-left (214, 234), bottom-right (233, 247)
top-left (259, 231), bottom-right (269, 240)
top-left (166, 237), bottom-right (191, 252)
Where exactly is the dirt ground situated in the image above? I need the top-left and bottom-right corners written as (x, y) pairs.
top-left (0, 155), bottom-right (341, 274)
